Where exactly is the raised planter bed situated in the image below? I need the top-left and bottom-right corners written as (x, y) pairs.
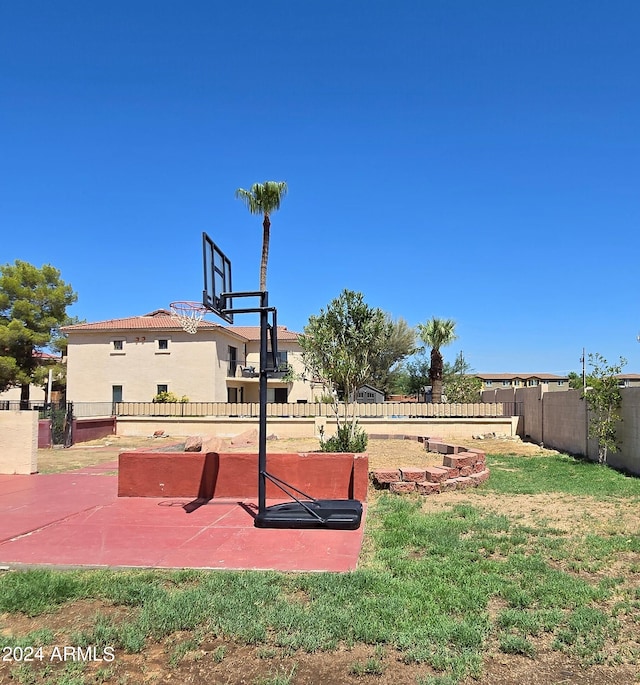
top-left (118, 448), bottom-right (368, 501)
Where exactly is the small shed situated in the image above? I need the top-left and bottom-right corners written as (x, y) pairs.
top-left (355, 384), bottom-right (385, 403)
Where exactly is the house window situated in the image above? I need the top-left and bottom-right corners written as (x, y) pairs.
top-left (557, 380), bottom-right (565, 386)
top-left (267, 388), bottom-right (288, 403)
top-left (112, 340), bottom-right (125, 353)
top-left (112, 385), bottom-right (123, 403)
top-left (156, 338), bottom-right (170, 353)
top-left (513, 380), bottom-right (521, 386)
top-left (228, 346), bottom-right (238, 377)
top-left (485, 381), bottom-right (493, 387)
top-left (527, 379), bottom-right (539, 387)
top-left (502, 380), bottom-right (511, 386)
top-left (227, 387), bottom-right (238, 403)
top-left (157, 384), bottom-right (168, 395)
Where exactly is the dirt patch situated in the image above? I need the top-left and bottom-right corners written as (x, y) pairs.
top-left (36, 434), bottom-right (558, 474)
top-left (0, 608), bottom-right (637, 685)
top-left (418, 488), bottom-right (640, 537)
top-left (36, 436), bottom-right (182, 474)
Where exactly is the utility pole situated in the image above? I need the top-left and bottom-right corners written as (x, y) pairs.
top-left (580, 348), bottom-right (586, 391)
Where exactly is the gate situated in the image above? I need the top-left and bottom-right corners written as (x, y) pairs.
top-left (41, 402), bottom-right (73, 447)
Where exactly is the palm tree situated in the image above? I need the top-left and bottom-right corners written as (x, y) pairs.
top-left (235, 181), bottom-right (288, 291)
top-left (417, 317), bottom-right (457, 403)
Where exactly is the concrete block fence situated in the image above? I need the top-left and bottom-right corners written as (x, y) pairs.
top-left (370, 437), bottom-right (490, 496)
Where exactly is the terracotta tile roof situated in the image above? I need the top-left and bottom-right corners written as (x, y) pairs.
top-left (33, 351), bottom-right (61, 360)
top-left (227, 326), bottom-right (301, 342)
top-left (61, 311), bottom-right (301, 342)
top-left (61, 309), bottom-right (224, 333)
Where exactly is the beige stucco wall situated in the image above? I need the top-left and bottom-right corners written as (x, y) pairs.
top-left (66, 329), bottom-right (242, 403)
top-left (115, 415), bottom-right (517, 440)
top-left (0, 385), bottom-right (46, 402)
top-left (66, 330), bottom-right (313, 404)
top-left (540, 388), bottom-right (588, 456)
top-left (496, 385), bottom-right (640, 476)
top-left (516, 385), bottom-right (545, 444)
top-left (0, 411), bottom-right (38, 474)
top-left (606, 388), bottom-right (640, 474)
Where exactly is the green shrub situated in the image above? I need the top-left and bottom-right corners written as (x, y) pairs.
top-left (320, 423), bottom-right (368, 453)
top-left (153, 391), bottom-right (179, 403)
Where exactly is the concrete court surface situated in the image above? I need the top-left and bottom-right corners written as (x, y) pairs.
top-left (0, 462), bottom-right (366, 572)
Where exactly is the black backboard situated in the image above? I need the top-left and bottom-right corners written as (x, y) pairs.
top-left (202, 232), bottom-right (233, 323)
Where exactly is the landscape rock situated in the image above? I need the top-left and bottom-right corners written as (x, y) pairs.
top-left (390, 481), bottom-right (417, 494)
top-left (399, 467), bottom-right (426, 482)
top-left (184, 436), bottom-right (203, 452)
top-left (202, 435), bottom-right (229, 452)
top-left (230, 428), bottom-right (258, 446)
top-left (416, 481), bottom-right (441, 495)
top-left (424, 466), bottom-right (450, 483)
top-left (371, 468), bottom-right (401, 485)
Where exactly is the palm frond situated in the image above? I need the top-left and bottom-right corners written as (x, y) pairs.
top-left (235, 181), bottom-right (288, 216)
top-left (417, 317), bottom-right (457, 351)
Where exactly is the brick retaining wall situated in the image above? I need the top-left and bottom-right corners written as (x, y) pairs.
top-left (371, 438), bottom-right (490, 496)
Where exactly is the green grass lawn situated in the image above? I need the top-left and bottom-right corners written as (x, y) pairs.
top-left (2, 452), bottom-right (640, 684)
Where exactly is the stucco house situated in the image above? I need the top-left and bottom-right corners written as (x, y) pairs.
top-left (62, 310), bottom-right (312, 405)
top-left (0, 351), bottom-right (63, 406)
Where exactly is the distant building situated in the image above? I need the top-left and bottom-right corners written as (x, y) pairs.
top-left (475, 373), bottom-right (569, 392)
top-left (0, 351), bottom-right (63, 406)
top-left (355, 384), bottom-right (385, 403)
top-left (616, 375), bottom-right (640, 388)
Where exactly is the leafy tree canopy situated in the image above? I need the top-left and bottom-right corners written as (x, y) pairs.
top-left (395, 354), bottom-right (431, 396)
top-left (443, 352), bottom-right (482, 403)
top-left (0, 260), bottom-right (77, 397)
top-left (299, 289), bottom-right (388, 451)
top-left (299, 289), bottom-right (388, 401)
top-left (368, 315), bottom-right (416, 396)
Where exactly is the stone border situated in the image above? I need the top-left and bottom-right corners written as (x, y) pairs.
top-left (370, 437), bottom-right (490, 496)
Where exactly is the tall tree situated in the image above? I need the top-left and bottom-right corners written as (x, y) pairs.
top-left (235, 181), bottom-right (288, 291)
top-left (443, 351), bottom-right (482, 403)
top-left (417, 317), bottom-right (457, 403)
top-left (398, 354), bottom-right (431, 398)
top-left (368, 315), bottom-right (416, 396)
top-left (299, 289), bottom-right (387, 451)
top-left (0, 260), bottom-right (77, 406)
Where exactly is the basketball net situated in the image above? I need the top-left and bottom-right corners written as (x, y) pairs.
top-left (170, 301), bottom-right (208, 334)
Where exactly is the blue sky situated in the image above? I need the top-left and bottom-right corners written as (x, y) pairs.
top-left (1, 1), bottom-right (638, 375)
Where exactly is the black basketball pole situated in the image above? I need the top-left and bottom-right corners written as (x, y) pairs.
top-left (258, 290), bottom-right (268, 515)
top-left (201, 232), bottom-right (362, 529)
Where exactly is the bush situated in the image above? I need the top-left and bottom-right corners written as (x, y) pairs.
top-left (320, 423), bottom-right (368, 453)
top-left (153, 391), bottom-right (179, 403)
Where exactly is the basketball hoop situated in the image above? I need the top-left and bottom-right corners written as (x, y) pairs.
top-left (170, 301), bottom-right (208, 334)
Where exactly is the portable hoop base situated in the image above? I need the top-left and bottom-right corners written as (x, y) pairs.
top-left (255, 500), bottom-right (363, 530)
